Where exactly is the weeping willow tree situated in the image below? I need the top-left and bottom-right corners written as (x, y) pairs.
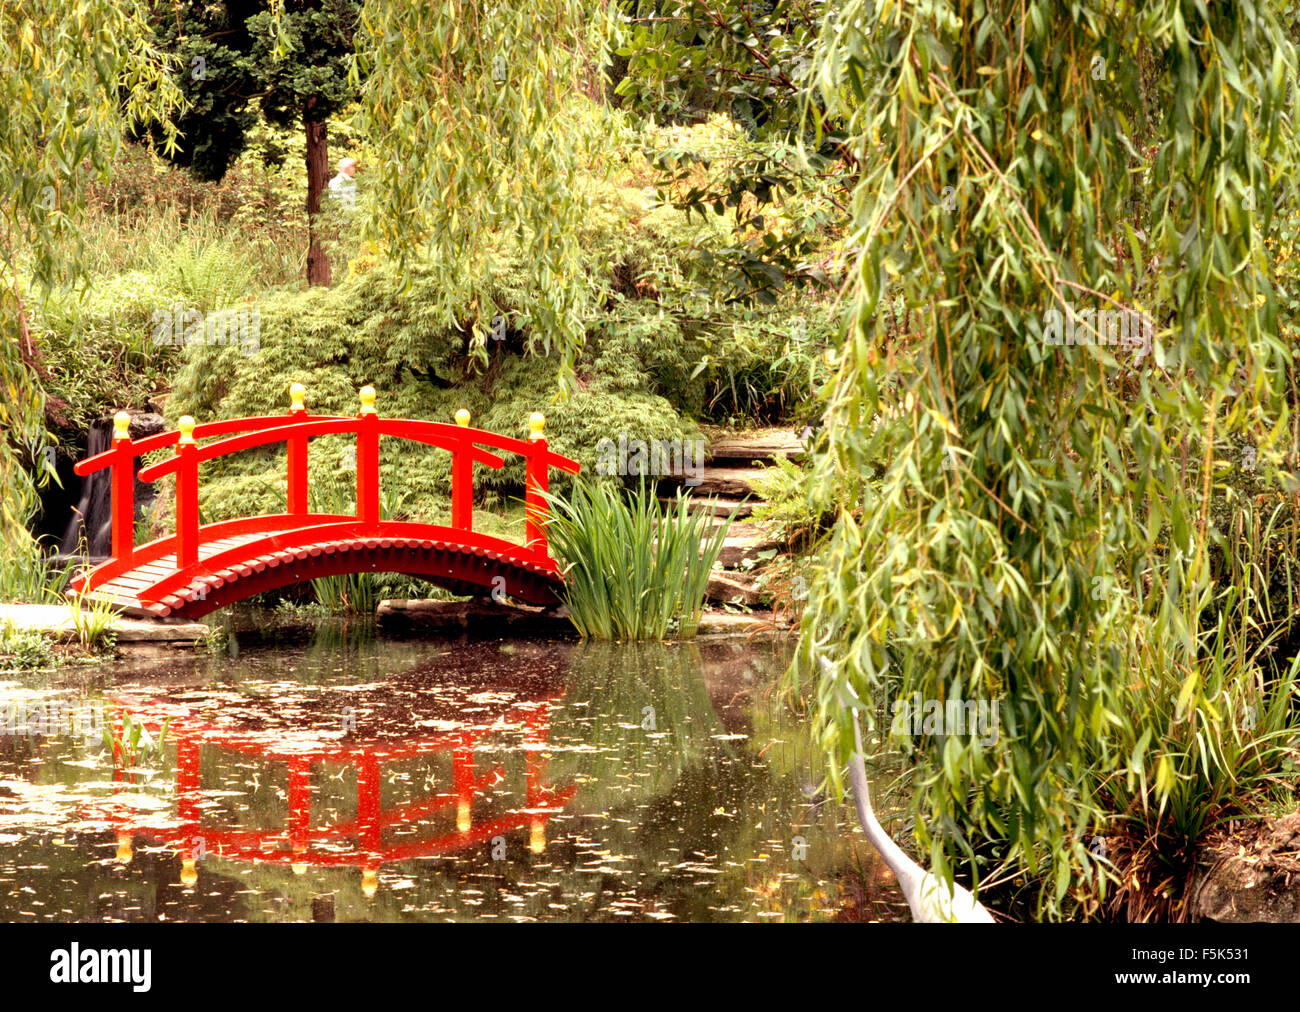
top-left (349, 0), bottom-right (617, 387)
top-left (0, 1), bottom-right (181, 593)
top-left (792, 1), bottom-right (1300, 917)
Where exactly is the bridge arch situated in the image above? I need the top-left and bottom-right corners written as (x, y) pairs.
top-left (68, 385), bottom-right (580, 618)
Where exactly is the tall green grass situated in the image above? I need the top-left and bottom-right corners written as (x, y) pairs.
top-left (543, 479), bottom-right (732, 640)
top-left (1, 537), bottom-right (59, 603)
top-left (1087, 581), bottom-right (1300, 922)
top-left (67, 590), bottom-right (119, 651)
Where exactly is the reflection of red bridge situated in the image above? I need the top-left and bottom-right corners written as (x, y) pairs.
top-left (68, 385), bottom-right (580, 618)
top-left (90, 696), bottom-right (576, 893)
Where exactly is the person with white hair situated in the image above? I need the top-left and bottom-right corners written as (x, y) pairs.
top-left (328, 156), bottom-right (358, 209)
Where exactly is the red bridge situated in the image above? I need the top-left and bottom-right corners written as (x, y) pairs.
top-left (89, 694), bottom-right (576, 892)
top-left (68, 384), bottom-right (580, 618)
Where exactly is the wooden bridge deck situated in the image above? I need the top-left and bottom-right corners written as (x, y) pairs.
top-left (78, 527), bottom-right (565, 619)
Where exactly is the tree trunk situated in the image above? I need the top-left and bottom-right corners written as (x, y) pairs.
top-left (304, 112), bottom-right (331, 287)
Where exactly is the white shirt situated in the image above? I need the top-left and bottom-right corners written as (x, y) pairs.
top-left (328, 171), bottom-right (357, 209)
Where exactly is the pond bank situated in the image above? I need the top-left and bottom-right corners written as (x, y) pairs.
top-left (3, 598), bottom-right (792, 659)
top-left (374, 599), bottom-right (790, 639)
top-left (1196, 814), bottom-right (1300, 922)
top-left (0, 603), bottom-right (207, 643)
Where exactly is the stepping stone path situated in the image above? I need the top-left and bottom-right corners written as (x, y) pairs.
top-left (658, 428), bottom-right (804, 610)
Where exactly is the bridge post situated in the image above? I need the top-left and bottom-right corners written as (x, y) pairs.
top-left (176, 416), bottom-right (199, 568)
top-left (286, 383), bottom-right (308, 515)
top-left (109, 412), bottom-right (135, 563)
top-left (357, 754), bottom-right (382, 880)
top-left (288, 757), bottom-right (311, 871)
top-left (524, 412), bottom-right (549, 560)
top-left (453, 736), bottom-right (474, 834)
top-left (451, 408), bottom-right (473, 531)
top-left (175, 726), bottom-right (202, 832)
top-left (356, 386), bottom-right (380, 529)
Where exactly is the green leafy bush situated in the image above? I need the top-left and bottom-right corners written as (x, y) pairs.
top-left (158, 254), bottom-right (702, 530)
top-left (1089, 598), bottom-right (1299, 922)
top-left (0, 622), bottom-right (56, 671)
top-left (749, 454), bottom-right (836, 552)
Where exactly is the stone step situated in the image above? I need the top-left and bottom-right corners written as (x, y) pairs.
top-left (0, 603), bottom-right (206, 642)
top-left (661, 495), bottom-right (753, 520)
top-left (708, 429), bottom-right (805, 464)
top-left (696, 609), bottom-right (786, 636)
top-left (660, 467), bottom-right (763, 499)
top-left (705, 570), bottom-right (765, 607)
top-left (713, 521), bottom-right (782, 569)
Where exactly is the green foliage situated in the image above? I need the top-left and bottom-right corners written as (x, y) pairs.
top-left (614, 3), bottom-right (849, 302)
top-left (614, 1), bottom-right (825, 133)
top-left (103, 711), bottom-right (169, 768)
top-left (352, 6), bottom-right (616, 385)
top-left (792, 0), bottom-right (1300, 919)
top-left (302, 475), bottom-right (406, 613)
top-left (32, 268), bottom-right (182, 432)
top-left (0, 0), bottom-right (181, 583)
top-left (140, 0), bottom-right (362, 181)
top-left (0, 528), bottom-right (65, 603)
top-left (157, 253), bottom-right (698, 528)
top-left (687, 307), bottom-right (837, 422)
top-left (544, 478), bottom-right (732, 640)
top-left (66, 593), bottom-right (119, 652)
top-left (152, 130), bottom-right (835, 528)
top-left (153, 236), bottom-right (256, 310)
top-left (32, 127), bottom-right (345, 437)
top-left (0, 621), bottom-right (56, 672)
top-left (749, 454), bottom-right (831, 551)
top-left (1091, 600), bottom-right (1299, 921)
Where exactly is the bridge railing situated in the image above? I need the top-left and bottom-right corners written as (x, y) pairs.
top-left (75, 384), bottom-right (580, 569)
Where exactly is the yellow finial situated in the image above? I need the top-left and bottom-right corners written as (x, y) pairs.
top-left (528, 412), bottom-right (545, 442)
top-left (292, 862), bottom-right (307, 876)
top-left (362, 868), bottom-right (378, 899)
top-left (455, 408), bottom-right (471, 427)
top-left (116, 834), bottom-right (133, 865)
top-left (457, 798), bottom-right (471, 833)
top-left (113, 411), bottom-right (130, 443)
top-left (180, 858), bottom-right (198, 888)
top-left (359, 385), bottom-right (377, 415)
top-left (289, 383), bottom-right (306, 412)
top-left (529, 817), bottom-right (545, 854)
top-left (178, 415), bottom-right (196, 445)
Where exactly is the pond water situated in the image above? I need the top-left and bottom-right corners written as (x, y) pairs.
top-left (0, 619), bottom-right (906, 922)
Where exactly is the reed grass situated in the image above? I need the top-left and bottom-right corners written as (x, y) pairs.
top-left (67, 591), bottom-right (119, 650)
top-left (542, 478), bottom-right (732, 640)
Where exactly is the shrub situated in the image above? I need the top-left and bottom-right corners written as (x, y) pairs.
top-left (0, 621), bottom-right (55, 671)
